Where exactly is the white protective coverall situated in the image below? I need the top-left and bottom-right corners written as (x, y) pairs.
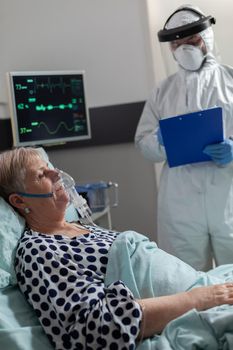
top-left (135, 5), bottom-right (233, 271)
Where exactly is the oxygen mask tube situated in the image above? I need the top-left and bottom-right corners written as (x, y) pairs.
top-left (57, 169), bottom-right (96, 226)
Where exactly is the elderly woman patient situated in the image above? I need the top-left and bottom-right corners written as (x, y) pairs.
top-left (1, 147), bottom-right (233, 350)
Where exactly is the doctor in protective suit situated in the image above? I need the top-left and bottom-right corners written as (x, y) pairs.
top-left (135, 4), bottom-right (233, 271)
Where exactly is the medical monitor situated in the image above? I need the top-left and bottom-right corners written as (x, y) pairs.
top-left (7, 70), bottom-right (91, 147)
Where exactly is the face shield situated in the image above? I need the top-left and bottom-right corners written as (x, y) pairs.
top-left (157, 6), bottom-right (216, 75)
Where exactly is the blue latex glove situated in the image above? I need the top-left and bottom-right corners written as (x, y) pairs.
top-left (203, 139), bottom-right (233, 165)
top-left (156, 127), bottom-right (164, 146)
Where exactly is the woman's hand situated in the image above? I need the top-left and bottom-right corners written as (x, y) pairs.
top-left (187, 283), bottom-right (233, 311)
top-left (137, 283), bottom-right (233, 339)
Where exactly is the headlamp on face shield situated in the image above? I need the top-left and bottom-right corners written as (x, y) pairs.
top-left (157, 7), bottom-right (216, 43)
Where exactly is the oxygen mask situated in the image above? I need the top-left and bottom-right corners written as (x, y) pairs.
top-left (55, 169), bottom-right (94, 225)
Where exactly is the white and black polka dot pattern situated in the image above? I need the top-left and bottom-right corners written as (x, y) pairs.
top-left (15, 225), bottom-right (142, 350)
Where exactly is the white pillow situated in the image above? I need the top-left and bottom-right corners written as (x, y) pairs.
top-left (0, 198), bottom-right (25, 287)
top-left (0, 148), bottom-right (78, 288)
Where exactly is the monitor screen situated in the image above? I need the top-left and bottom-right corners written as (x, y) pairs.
top-left (7, 70), bottom-right (91, 147)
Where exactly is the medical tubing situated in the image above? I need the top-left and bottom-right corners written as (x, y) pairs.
top-left (69, 186), bottom-right (96, 226)
top-left (57, 169), bottom-right (95, 226)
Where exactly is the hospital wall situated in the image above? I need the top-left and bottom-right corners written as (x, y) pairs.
top-left (0, 0), bottom-right (157, 238)
top-left (1, 0), bottom-right (232, 239)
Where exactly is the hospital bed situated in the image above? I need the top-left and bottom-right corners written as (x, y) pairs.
top-left (2, 194), bottom-right (233, 350)
top-left (1, 149), bottom-right (233, 350)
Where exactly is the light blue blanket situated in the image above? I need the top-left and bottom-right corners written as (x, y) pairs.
top-left (105, 231), bottom-right (233, 349)
top-left (0, 285), bottom-right (53, 350)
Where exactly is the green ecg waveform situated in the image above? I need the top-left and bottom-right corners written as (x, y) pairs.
top-left (37, 121), bottom-right (83, 135)
top-left (36, 103), bottom-right (73, 111)
top-left (34, 77), bottom-right (81, 95)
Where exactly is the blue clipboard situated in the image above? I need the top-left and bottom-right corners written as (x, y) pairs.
top-left (159, 107), bottom-right (223, 168)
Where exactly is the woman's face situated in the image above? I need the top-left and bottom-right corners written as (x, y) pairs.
top-left (23, 156), bottom-right (69, 213)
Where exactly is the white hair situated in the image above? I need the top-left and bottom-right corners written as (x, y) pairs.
top-left (0, 147), bottom-right (42, 201)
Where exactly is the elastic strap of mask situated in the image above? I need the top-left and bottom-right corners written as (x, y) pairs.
top-left (17, 192), bottom-right (53, 198)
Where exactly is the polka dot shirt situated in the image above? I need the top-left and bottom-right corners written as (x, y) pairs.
top-left (15, 224), bottom-right (142, 350)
